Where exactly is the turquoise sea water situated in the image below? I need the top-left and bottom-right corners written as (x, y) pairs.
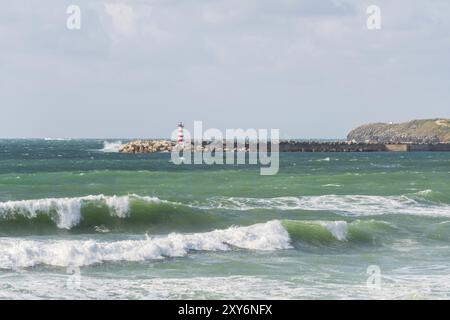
top-left (1, 139), bottom-right (450, 299)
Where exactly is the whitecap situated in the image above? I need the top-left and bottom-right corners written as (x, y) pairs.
top-left (0, 221), bottom-right (290, 268)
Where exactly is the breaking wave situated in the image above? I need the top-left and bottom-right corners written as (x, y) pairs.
top-left (0, 195), bottom-right (162, 229)
top-left (282, 219), bottom-right (395, 244)
top-left (0, 220), bottom-right (290, 268)
top-left (1, 191), bottom-right (449, 232)
top-left (0, 219), bottom-right (398, 268)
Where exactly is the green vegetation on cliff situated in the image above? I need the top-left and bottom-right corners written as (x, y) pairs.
top-left (347, 119), bottom-right (450, 144)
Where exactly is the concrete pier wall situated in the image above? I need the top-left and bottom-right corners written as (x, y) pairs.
top-left (278, 142), bottom-right (387, 152)
top-left (278, 142), bottom-right (450, 152)
top-left (384, 144), bottom-right (409, 152)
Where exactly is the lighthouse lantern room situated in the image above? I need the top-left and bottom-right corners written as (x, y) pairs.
top-left (177, 122), bottom-right (184, 144)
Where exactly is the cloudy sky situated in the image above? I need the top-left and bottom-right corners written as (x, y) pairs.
top-left (1, 0), bottom-right (449, 138)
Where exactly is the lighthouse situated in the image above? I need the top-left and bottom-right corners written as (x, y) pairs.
top-left (177, 122), bottom-right (184, 144)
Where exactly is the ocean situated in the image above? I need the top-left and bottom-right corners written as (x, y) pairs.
top-left (1, 139), bottom-right (450, 299)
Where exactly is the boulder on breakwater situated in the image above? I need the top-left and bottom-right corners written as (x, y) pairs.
top-left (119, 140), bottom-right (174, 153)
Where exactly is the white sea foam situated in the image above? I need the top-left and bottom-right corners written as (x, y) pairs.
top-left (309, 157), bottom-right (331, 162)
top-left (0, 220), bottom-right (290, 268)
top-left (0, 275), bottom-right (304, 299)
top-left (417, 189), bottom-right (434, 196)
top-left (200, 194), bottom-right (450, 217)
top-left (3, 270), bottom-right (450, 299)
top-left (100, 141), bottom-right (124, 152)
top-left (0, 195), bottom-right (161, 229)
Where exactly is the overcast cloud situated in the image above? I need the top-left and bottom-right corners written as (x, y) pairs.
top-left (1, 0), bottom-right (449, 138)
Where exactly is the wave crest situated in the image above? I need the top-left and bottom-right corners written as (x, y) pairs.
top-left (0, 195), bottom-right (161, 229)
top-left (0, 220), bottom-right (290, 268)
top-left (0, 218), bottom-right (400, 268)
top-left (282, 219), bottom-right (394, 244)
top-left (1, 192), bottom-right (449, 231)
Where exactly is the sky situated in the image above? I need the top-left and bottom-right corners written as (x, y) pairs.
top-left (1, 0), bottom-right (449, 139)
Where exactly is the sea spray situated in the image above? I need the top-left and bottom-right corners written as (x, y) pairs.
top-left (100, 141), bottom-right (124, 153)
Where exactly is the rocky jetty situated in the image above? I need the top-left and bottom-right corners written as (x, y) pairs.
top-left (119, 140), bottom-right (387, 153)
top-left (347, 119), bottom-right (450, 144)
top-left (118, 139), bottom-right (450, 153)
top-left (119, 140), bottom-right (174, 153)
top-left (119, 140), bottom-right (252, 153)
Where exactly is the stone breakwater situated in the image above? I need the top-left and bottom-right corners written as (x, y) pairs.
top-left (119, 140), bottom-right (173, 153)
top-left (119, 140), bottom-right (251, 153)
top-left (119, 140), bottom-right (450, 153)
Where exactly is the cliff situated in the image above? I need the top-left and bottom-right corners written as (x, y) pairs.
top-left (347, 119), bottom-right (450, 144)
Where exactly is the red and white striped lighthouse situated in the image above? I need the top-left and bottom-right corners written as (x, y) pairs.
top-left (177, 122), bottom-right (184, 144)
